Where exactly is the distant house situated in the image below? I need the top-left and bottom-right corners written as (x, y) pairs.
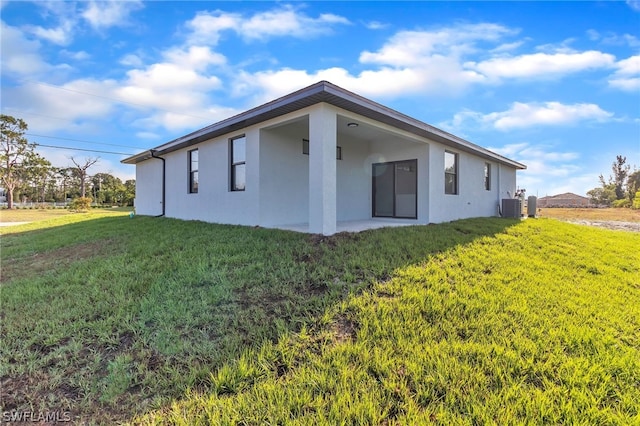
top-left (538, 192), bottom-right (591, 208)
top-left (122, 81), bottom-right (526, 235)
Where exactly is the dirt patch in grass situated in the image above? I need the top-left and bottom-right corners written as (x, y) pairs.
top-left (1, 239), bottom-right (118, 283)
top-left (309, 231), bottom-right (361, 247)
top-left (331, 315), bottom-right (358, 343)
top-left (537, 208), bottom-right (640, 232)
top-left (565, 220), bottom-right (640, 232)
top-left (539, 207), bottom-right (640, 222)
top-left (297, 231), bottom-right (361, 265)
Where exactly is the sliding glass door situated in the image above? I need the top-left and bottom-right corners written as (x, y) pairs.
top-left (373, 159), bottom-right (417, 219)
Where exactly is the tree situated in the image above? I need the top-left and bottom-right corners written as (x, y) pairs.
top-left (123, 179), bottom-right (136, 206)
top-left (627, 169), bottom-right (640, 203)
top-left (91, 173), bottom-right (125, 205)
top-left (587, 186), bottom-right (616, 206)
top-left (70, 157), bottom-right (99, 198)
top-left (55, 167), bottom-right (74, 202)
top-left (18, 153), bottom-right (52, 203)
top-left (588, 156), bottom-right (637, 207)
top-left (609, 155), bottom-right (630, 200)
top-left (0, 114), bottom-right (39, 209)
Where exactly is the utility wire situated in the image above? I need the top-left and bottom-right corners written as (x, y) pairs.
top-left (34, 143), bottom-right (134, 156)
top-left (26, 133), bottom-right (138, 149)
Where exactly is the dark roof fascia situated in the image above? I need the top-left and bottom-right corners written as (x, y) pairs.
top-left (122, 81), bottom-right (526, 169)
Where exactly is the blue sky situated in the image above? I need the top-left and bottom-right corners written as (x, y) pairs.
top-left (1, 1), bottom-right (639, 197)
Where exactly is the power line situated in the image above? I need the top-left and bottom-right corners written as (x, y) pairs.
top-left (26, 133), bottom-right (138, 149)
top-left (34, 143), bottom-right (134, 156)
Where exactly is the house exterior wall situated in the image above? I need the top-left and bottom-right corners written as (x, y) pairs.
top-left (161, 128), bottom-right (260, 226)
top-left (134, 159), bottom-right (163, 216)
top-left (336, 137), bottom-right (371, 221)
top-left (132, 101), bottom-right (520, 232)
top-left (427, 146), bottom-right (516, 223)
top-left (259, 126), bottom-right (309, 227)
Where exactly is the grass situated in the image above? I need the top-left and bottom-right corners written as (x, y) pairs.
top-left (0, 206), bottom-right (132, 223)
top-left (1, 213), bottom-right (511, 424)
top-left (139, 219), bottom-right (640, 425)
top-left (539, 207), bottom-right (640, 222)
top-left (2, 215), bottom-right (638, 425)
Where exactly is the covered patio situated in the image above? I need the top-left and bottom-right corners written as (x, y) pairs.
top-left (258, 104), bottom-right (429, 235)
top-left (273, 218), bottom-right (420, 234)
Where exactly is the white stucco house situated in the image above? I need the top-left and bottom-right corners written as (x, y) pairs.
top-left (122, 81), bottom-right (526, 235)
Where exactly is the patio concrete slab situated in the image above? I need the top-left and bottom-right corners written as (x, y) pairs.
top-left (274, 218), bottom-right (420, 234)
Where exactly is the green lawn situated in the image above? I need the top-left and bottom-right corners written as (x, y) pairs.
top-left (0, 206), bottom-right (132, 223)
top-left (1, 215), bottom-right (638, 424)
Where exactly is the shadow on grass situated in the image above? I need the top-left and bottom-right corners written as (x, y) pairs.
top-left (1, 215), bottom-right (519, 424)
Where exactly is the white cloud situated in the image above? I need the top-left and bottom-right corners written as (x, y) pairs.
top-left (163, 46), bottom-right (227, 70)
top-left (240, 7), bottom-right (350, 40)
top-left (360, 24), bottom-right (516, 66)
top-left (234, 65), bottom-right (464, 104)
top-left (0, 21), bottom-right (66, 78)
top-left (21, 1), bottom-right (79, 45)
top-left (446, 101), bottom-right (613, 131)
top-left (608, 55), bottom-right (640, 91)
top-left (135, 131), bottom-right (161, 140)
top-left (61, 50), bottom-right (91, 61)
top-left (627, 0), bottom-right (640, 12)
top-left (186, 10), bottom-right (238, 45)
top-left (491, 41), bottom-right (525, 53)
top-left (235, 24), bottom-right (519, 101)
top-left (25, 20), bottom-right (74, 45)
top-left (487, 142), bottom-right (593, 196)
top-left (586, 29), bottom-right (640, 47)
top-left (115, 47), bottom-right (224, 110)
top-left (364, 21), bottom-right (388, 30)
top-left (133, 105), bottom-right (239, 132)
top-left (5, 80), bottom-right (118, 133)
top-left (119, 54), bottom-right (144, 68)
top-left (468, 51), bottom-right (615, 80)
top-left (110, 45), bottom-right (236, 131)
top-left (185, 5), bottom-right (350, 45)
top-left (609, 77), bottom-right (640, 91)
top-left (82, 0), bottom-right (144, 30)
top-left (235, 22), bottom-right (622, 103)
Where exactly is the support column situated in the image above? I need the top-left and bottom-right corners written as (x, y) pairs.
top-left (308, 104), bottom-right (337, 235)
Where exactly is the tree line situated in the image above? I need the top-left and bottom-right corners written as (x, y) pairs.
top-left (587, 155), bottom-right (640, 208)
top-left (1, 114), bottom-right (134, 209)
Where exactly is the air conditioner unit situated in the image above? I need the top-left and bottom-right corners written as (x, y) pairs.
top-left (502, 198), bottom-right (522, 218)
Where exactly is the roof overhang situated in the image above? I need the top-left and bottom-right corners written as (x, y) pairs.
top-left (122, 81), bottom-right (526, 170)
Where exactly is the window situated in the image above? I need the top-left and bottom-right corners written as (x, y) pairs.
top-left (188, 149), bottom-right (198, 193)
top-left (373, 160), bottom-right (417, 219)
top-left (484, 163), bottom-right (491, 190)
top-left (302, 139), bottom-right (342, 159)
top-left (230, 135), bottom-right (246, 191)
top-left (444, 151), bottom-right (458, 195)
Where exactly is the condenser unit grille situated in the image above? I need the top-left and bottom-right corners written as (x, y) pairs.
top-left (502, 199), bottom-right (522, 218)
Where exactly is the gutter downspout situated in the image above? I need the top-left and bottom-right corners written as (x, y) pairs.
top-left (497, 163), bottom-right (502, 217)
top-left (150, 150), bottom-right (165, 217)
